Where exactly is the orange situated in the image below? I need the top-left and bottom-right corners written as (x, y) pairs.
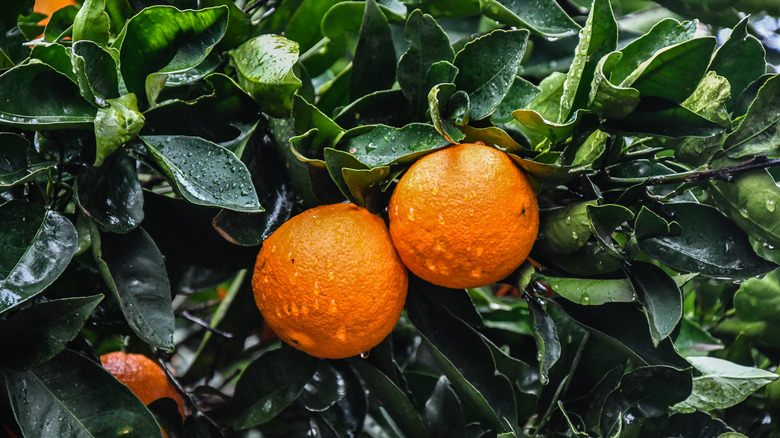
top-left (34, 0), bottom-right (78, 25)
top-left (100, 352), bottom-right (185, 417)
top-left (252, 203), bottom-right (408, 359)
top-left (388, 142), bottom-right (539, 289)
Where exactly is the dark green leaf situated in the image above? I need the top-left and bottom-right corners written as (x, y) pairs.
top-left (71, 40), bottom-right (120, 105)
top-left (511, 109), bottom-right (592, 146)
top-left (199, 0), bottom-right (252, 50)
top-left (639, 203), bottom-right (777, 279)
top-left (588, 52), bottom-right (641, 120)
top-left (527, 296), bottom-right (561, 385)
top-left (141, 135), bottom-right (262, 212)
top-left (0, 133), bottom-right (56, 188)
top-left (587, 203), bottom-right (634, 259)
top-left (673, 318), bottom-right (724, 357)
top-left (537, 200), bottom-right (595, 255)
top-left (723, 74), bottom-right (780, 159)
top-left (94, 94), bottom-right (145, 166)
top-left (0, 295), bottom-right (102, 370)
top-left (323, 147), bottom-right (386, 209)
top-left (734, 268), bottom-right (780, 322)
top-left (6, 350), bottom-right (164, 438)
top-left (320, 1), bottom-right (405, 39)
top-left (75, 149), bottom-right (143, 234)
top-left (317, 363), bottom-right (367, 437)
top-left (422, 376), bottom-right (466, 438)
top-left (300, 361), bottom-right (347, 412)
top-left (0, 201), bottom-right (78, 313)
top-left (397, 10), bottom-right (455, 116)
top-left (625, 262), bottom-right (683, 346)
top-left (73, 0), bottom-right (110, 45)
top-left (710, 17), bottom-right (766, 111)
top-left (337, 123), bottom-right (451, 168)
top-left (231, 34), bottom-right (302, 118)
top-left (633, 206), bottom-right (679, 240)
top-left (602, 96), bottom-right (724, 138)
top-left (453, 29), bottom-right (529, 120)
top-left (91, 226), bottom-right (175, 350)
top-left (334, 89), bottom-right (412, 129)
top-left (674, 357), bottom-right (778, 412)
top-left (42, 6), bottom-right (77, 43)
top-left (492, 76), bottom-right (540, 124)
top-left (293, 95), bottom-right (344, 149)
top-left (0, 63), bottom-right (97, 129)
top-left (30, 44), bottom-right (75, 82)
top-left (350, 0), bottom-right (397, 101)
top-left (559, 0), bottom-right (617, 122)
top-left (350, 358), bottom-right (428, 438)
top-left (282, 0), bottom-right (341, 53)
top-left (600, 366), bottom-right (692, 437)
top-left (480, 0), bottom-right (579, 37)
top-left (117, 5), bottom-right (228, 106)
top-left (233, 346), bottom-right (318, 429)
top-left (543, 275), bottom-right (636, 305)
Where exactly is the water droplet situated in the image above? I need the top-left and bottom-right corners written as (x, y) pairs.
top-left (438, 214), bottom-right (445, 225)
top-left (329, 299), bottom-right (338, 313)
top-left (313, 281), bottom-right (320, 296)
top-left (301, 304), bottom-right (309, 315)
top-left (360, 350), bottom-right (370, 359)
top-left (596, 260), bottom-right (605, 271)
top-left (291, 302), bottom-right (299, 316)
top-left (431, 185), bottom-right (439, 195)
top-left (565, 216), bottom-right (572, 224)
top-left (314, 299), bottom-right (320, 310)
top-left (425, 260), bottom-right (437, 272)
top-left (767, 199), bottom-right (776, 212)
top-left (291, 271), bottom-right (299, 284)
top-left (275, 307), bottom-right (283, 318)
top-left (270, 245), bottom-right (277, 253)
top-left (328, 271), bottom-right (334, 280)
top-left (475, 247), bottom-right (484, 256)
top-left (470, 269), bottom-right (481, 278)
top-left (336, 324), bottom-right (347, 341)
top-left (407, 208), bottom-right (415, 221)
top-left (284, 303), bottom-right (291, 315)
top-left (571, 231), bottom-right (578, 240)
top-left (580, 293), bottom-right (591, 305)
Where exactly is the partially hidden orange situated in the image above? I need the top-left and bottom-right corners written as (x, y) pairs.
top-left (100, 352), bottom-right (185, 417)
top-left (388, 142), bottom-right (539, 289)
top-left (34, 0), bottom-right (78, 25)
top-left (252, 203), bottom-right (408, 359)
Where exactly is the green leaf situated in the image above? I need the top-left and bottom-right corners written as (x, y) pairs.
top-left (0, 201), bottom-right (78, 314)
top-left (422, 376), bottom-right (467, 437)
top-left (545, 240), bottom-right (623, 276)
top-left (350, 359), bottom-right (429, 438)
top-left (71, 40), bottom-right (120, 106)
top-left (94, 94), bottom-right (145, 166)
top-left (231, 34), bottom-right (302, 118)
top-left (323, 147), bottom-right (386, 208)
top-left (602, 97), bottom-right (724, 138)
top-left (588, 52), bottom-right (641, 120)
top-left (30, 44), bottom-right (75, 82)
top-left (600, 366), bottom-right (692, 437)
top-left (91, 225), bottom-right (175, 351)
top-left (527, 296), bottom-right (561, 385)
top-left (0, 295), bottom-right (102, 370)
top-left (681, 71), bottom-right (731, 128)
top-left (233, 346), bottom-right (318, 429)
top-left (453, 29), bottom-right (529, 121)
top-left (512, 109), bottom-right (592, 146)
top-left (338, 123), bottom-right (451, 168)
top-left (0, 133), bottom-right (56, 188)
top-left (284, 0), bottom-right (341, 53)
top-left (75, 149), bottom-right (144, 234)
top-left (479, 0), bottom-right (579, 37)
top-left (492, 76), bottom-right (540, 124)
top-left (428, 83), bottom-right (466, 143)
top-left (293, 94), bottom-right (344, 149)
top-left (543, 276), bottom-right (636, 305)
top-left (639, 203), bottom-right (777, 279)
top-left (42, 5), bottom-right (77, 43)
top-left (0, 63), bottom-right (97, 129)
top-left (734, 268), bottom-right (780, 322)
top-left (141, 135), bottom-right (262, 212)
top-left (709, 17), bottom-right (766, 111)
top-left (6, 350), bottom-right (164, 438)
top-left (320, 1), bottom-right (406, 39)
top-left (117, 5), bottom-right (228, 107)
top-left (710, 168), bottom-right (780, 249)
top-left (300, 361), bottom-right (347, 412)
top-left (626, 261), bottom-right (683, 346)
top-left (537, 200), bottom-right (596, 255)
top-left (723, 74), bottom-right (780, 159)
top-left (349, 0), bottom-right (396, 101)
top-left (674, 357), bottom-right (778, 413)
top-left (334, 89), bottom-right (412, 129)
top-left (73, 0), bottom-right (110, 45)
top-left (397, 10), bottom-right (455, 116)
top-left (673, 318), bottom-right (724, 357)
top-left (559, 0), bottom-right (617, 122)
top-left (587, 204), bottom-right (634, 259)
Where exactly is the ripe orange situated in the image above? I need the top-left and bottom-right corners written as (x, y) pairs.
top-left (252, 203), bottom-right (408, 359)
top-left (388, 142), bottom-right (539, 289)
top-left (100, 352), bottom-right (185, 417)
top-left (34, 0), bottom-right (78, 25)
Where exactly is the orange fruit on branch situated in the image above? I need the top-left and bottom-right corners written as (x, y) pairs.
top-left (388, 142), bottom-right (539, 289)
top-left (252, 203), bottom-right (408, 359)
top-left (100, 351), bottom-right (185, 416)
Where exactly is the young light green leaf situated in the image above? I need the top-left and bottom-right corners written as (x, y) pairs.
top-left (723, 74), bottom-right (780, 159)
top-left (543, 276), bottom-right (636, 306)
top-left (141, 135), bottom-right (262, 212)
top-left (0, 295), bottom-right (102, 370)
top-left (734, 268), bottom-right (780, 322)
top-left (674, 357), bottom-right (778, 412)
top-left (681, 71), bottom-right (731, 128)
top-left (231, 34), bottom-right (302, 117)
top-left (480, 0), bottom-right (579, 37)
top-left (72, 0), bottom-right (109, 45)
top-left (454, 29), bottom-right (529, 121)
top-left (94, 94), bottom-right (144, 166)
top-left (559, 0), bottom-right (617, 122)
top-left (6, 350), bottom-right (164, 438)
top-left (0, 201), bottom-right (78, 314)
top-left (428, 83), bottom-right (466, 143)
top-left (537, 201), bottom-right (596, 255)
top-left (91, 226), bottom-right (175, 351)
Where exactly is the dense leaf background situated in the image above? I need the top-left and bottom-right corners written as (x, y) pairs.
top-left (1, 0), bottom-right (780, 437)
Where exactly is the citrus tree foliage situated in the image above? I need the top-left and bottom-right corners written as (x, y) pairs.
top-left (2, 0), bottom-right (780, 436)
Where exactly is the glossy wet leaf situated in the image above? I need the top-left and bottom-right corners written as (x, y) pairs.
top-left (30, 44), bottom-right (75, 81)
top-left (231, 34), bottom-right (302, 118)
top-left (0, 133), bottom-right (56, 188)
top-left (638, 203), bottom-right (777, 279)
top-left (338, 123), bottom-right (451, 168)
top-left (723, 74), bottom-right (780, 159)
top-left (527, 296), bottom-right (561, 385)
top-left (71, 40), bottom-right (120, 106)
top-left (91, 226), bottom-right (175, 351)
top-left (710, 17), bottom-right (766, 111)
top-left (710, 168), bottom-right (780, 248)
top-left (350, 0), bottom-right (396, 101)
top-left (283, 0), bottom-right (341, 53)
top-left (542, 276), bottom-right (636, 305)
top-left (300, 361), bottom-right (347, 412)
top-left (626, 261), bottom-right (683, 346)
top-left (0, 295), bottom-right (102, 370)
top-left (492, 76), bottom-right (540, 124)
top-left (6, 350), bottom-right (164, 438)
top-left (94, 93), bottom-right (145, 166)
top-left (422, 376), bottom-right (466, 437)
top-left (733, 268), bottom-right (780, 322)
top-left (0, 201), bottom-right (78, 313)
top-left (453, 29), bottom-right (529, 121)
top-left (480, 0), bottom-right (579, 38)
top-left (320, 1), bottom-right (405, 39)
top-left (674, 357), bottom-right (778, 413)
top-left (681, 71), bottom-right (731, 128)
top-left (559, 0), bottom-right (617, 122)
top-left (428, 83), bottom-right (466, 143)
top-left (141, 135), bottom-right (261, 212)
top-left (587, 204), bottom-right (634, 259)
top-left (73, 0), bottom-right (110, 45)
top-left (334, 89), bottom-right (412, 129)
top-left (0, 63), bottom-right (97, 129)
top-left (673, 318), bottom-right (724, 358)
top-left (233, 346), bottom-right (318, 429)
top-left (117, 5), bottom-right (228, 107)
top-left (588, 52), bottom-right (641, 120)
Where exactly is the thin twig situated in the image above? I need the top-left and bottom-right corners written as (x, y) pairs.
top-left (181, 310), bottom-right (234, 339)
